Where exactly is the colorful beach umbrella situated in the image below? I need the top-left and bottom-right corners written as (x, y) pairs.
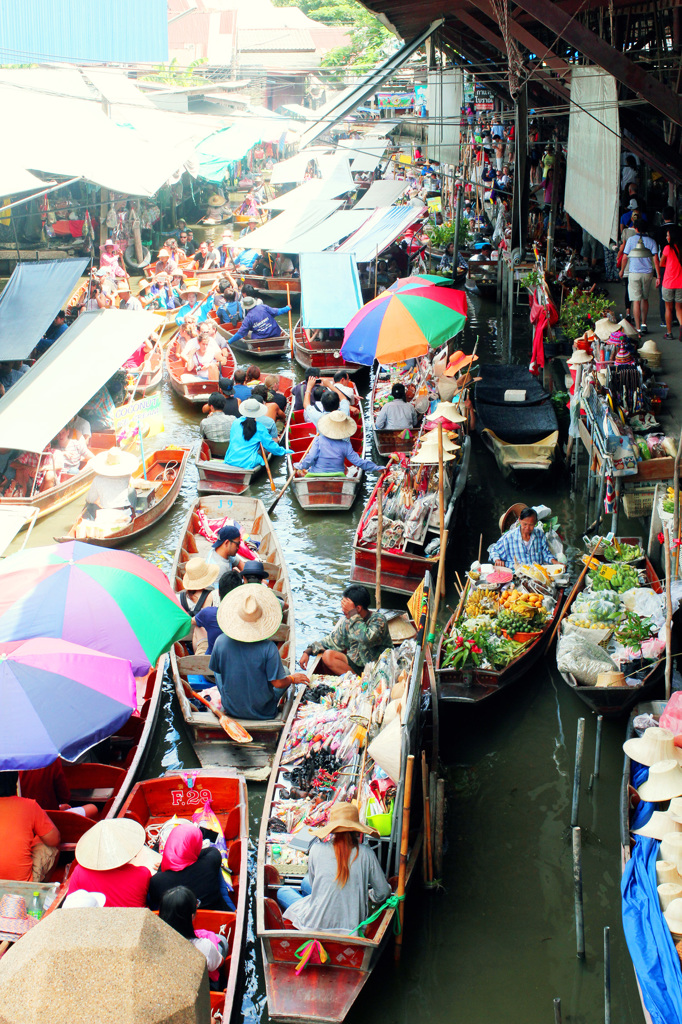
top-left (0, 542), bottom-right (191, 675)
top-left (387, 274), bottom-right (452, 292)
top-left (341, 285), bottom-right (467, 366)
top-left (0, 637), bottom-right (136, 770)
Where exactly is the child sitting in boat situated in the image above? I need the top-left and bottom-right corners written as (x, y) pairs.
top-left (159, 886), bottom-right (229, 985)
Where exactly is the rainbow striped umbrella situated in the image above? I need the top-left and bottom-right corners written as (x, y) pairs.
top-left (0, 542), bottom-right (191, 675)
top-left (341, 284), bottom-right (467, 365)
top-left (387, 274), bottom-right (452, 292)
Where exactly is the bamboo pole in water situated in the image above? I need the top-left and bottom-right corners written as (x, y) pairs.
top-left (394, 753), bottom-right (415, 961)
top-left (375, 484), bottom-right (383, 611)
top-left (665, 525), bottom-right (673, 700)
top-left (421, 750), bottom-right (434, 886)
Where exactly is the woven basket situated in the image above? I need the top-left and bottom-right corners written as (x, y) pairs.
top-left (622, 487), bottom-right (657, 518)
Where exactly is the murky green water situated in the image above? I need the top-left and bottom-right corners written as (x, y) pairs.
top-left (17, 298), bottom-right (644, 1022)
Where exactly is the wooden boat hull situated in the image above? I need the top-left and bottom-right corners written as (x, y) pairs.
top-left (436, 594), bottom-right (564, 703)
top-left (125, 361), bottom-right (162, 395)
top-left (55, 446), bottom-right (191, 546)
top-left (165, 333), bottom-right (237, 407)
top-left (285, 386), bottom-right (365, 512)
top-left (370, 372), bottom-right (421, 457)
top-left (292, 323), bottom-right (364, 375)
top-left (212, 313), bottom-right (291, 358)
top-left (170, 495), bottom-right (296, 780)
top-left (118, 770), bottom-right (248, 1024)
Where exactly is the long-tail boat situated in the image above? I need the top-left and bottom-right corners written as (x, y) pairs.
top-left (165, 333), bottom-right (237, 408)
top-left (285, 387), bottom-right (366, 512)
top-left (556, 555), bottom-right (663, 717)
top-left (197, 376), bottom-right (293, 496)
top-left (256, 585), bottom-right (436, 1023)
top-left (56, 445), bottom-right (191, 546)
top-left (119, 770), bottom-right (249, 1024)
top-left (210, 311), bottom-right (291, 359)
top-left (350, 436), bottom-right (471, 597)
top-left (169, 495), bottom-right (296, 780)
top-left (124, 347), bottom-right (163, 396)
top-left (292, 321), bottom-right (364, 376)
top-left (370, 370), bottom-right (423, 458)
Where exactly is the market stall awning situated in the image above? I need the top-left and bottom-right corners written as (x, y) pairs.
top-left (300, 252), bottom-right (363, 328)
top-left (354, 179), bottom-right (408, 208)
top-left (0, 258), bottom-right (89, 361)
top-left (0, 506), bottom-right (36, 557)
top-left (0, 163), bottom-right (54, 199)
top-left (269, 152), bottom-right (318, 186)
top-left (335, 204), bottom-right (426, 263)
top-left (263, 179), bottom-right (350, 210)
top-left (297, 22), bottom-right (443, 148)
top-left (315, 153), bottom-right (355, 192)
top-left (0, 309), bottom-right (159, 453)
top-left (284, 209), bottom-right (372, 255)
top-left (336, 135), bottom-right (389, 175)
top-left (232, 200), bottom-right (342, 252)
top-left (195, 118), bottom-right (289, 184)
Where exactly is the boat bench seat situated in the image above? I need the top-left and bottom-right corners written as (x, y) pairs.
top-left (264, 897), bottom-right (297, 931)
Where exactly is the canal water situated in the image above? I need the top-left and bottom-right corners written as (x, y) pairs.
top-left (16, 294), bottom-right (644, 1023)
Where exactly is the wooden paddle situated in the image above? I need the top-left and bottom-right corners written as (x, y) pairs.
top-left (181, 678), bottom-right (253, 743)
top-left (268, 471), bottom-right (295, 514)
top-left (260, 444), bottom-right (276, 491)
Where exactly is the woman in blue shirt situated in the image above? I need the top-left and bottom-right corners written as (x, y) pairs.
top-left (297, 411), bottom-right (382, 477)
top-left (216, 288), bottom-right (244, 327)
top-left (223, 398), bottom-right (292, 470)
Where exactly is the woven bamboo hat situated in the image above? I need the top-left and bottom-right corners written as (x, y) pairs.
top-left (88, 447), bottom-right (139, 478)
top-left (217, 583), bottom-right (282, 643)
top-left (418, 433), bottom-right (460, 453)
top-left (637, 760), bottom-right (682, 802)
top-left (659, 883), bottom-right (682, 912)
top-left (208, 194), bottom-right (227, 207)
top-left (633, 811), bottom-right (682, 841)
top-left (664, 897), bottom-right (682, 938)
top-left (624, 727), bottom-right (682, 767)
top-left (180, 288), bottom-right (206, 302)
top-left (568, 349), bottom-right (593, 365)
top-left (411, 446), bottom-right (456, 464)
top-left (662, 832), bottom-right (682, 872)
top-left (426, 402), bottom-right (467, 424)
top-left (318, 410), bottom-right (357, 440)
top-left (668, 798), bottom-right (682, 824)
top-left (310, 801), bottom-right (379, 839)
top-left (75, 819), bottom-right (146, 871)
top-left (182, 557), bottom-right (220, 592)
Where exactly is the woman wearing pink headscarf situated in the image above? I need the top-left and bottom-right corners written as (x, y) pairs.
top-left (147, 823), bottom-right (232, 911)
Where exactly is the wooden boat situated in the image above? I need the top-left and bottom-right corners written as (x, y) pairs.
top-left (556, 556), bottom-right (664, 717)
top-left (436, 585), bottom-right (564, 704)
top-left (240, 274), bottom-right (301, 309)
top-left (370, 370), bottom-right (423, 458)
top-left (165, 333), bottom-right (237, 407)
top-left (285, 387), bottom-right (366, 512)
top-left (465, 258), bottom-right (498, 300)
top-left (475, 364), bottom-right (559, 475)
top-left (209, 309), bottom-right (291, 358)
top-left (0, 432), bottom-right (130, 525)
top-left (170, 495), bottom-right (296, 780)
top-left (197, 375), bottom-right (293, 497)
top-left (256, 600), bottom-right (436, 1024)
top-left (125, 346), bottom-right (163, 396)
top-left (119, 770), bottom-right (249, 1024)
top-left (55, 445), bottom-right (191, 546)
top-left (620, 699), bottom-right (670, 1024)
top-left (292, 321), bottom-right (364, 376)
top-left (350, 435), bottom-right (471, 597)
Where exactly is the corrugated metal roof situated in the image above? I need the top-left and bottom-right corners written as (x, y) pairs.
top-left (239, 28), bottom-right (316, 52)
top-left (0, 0), bottom-right (168, 64)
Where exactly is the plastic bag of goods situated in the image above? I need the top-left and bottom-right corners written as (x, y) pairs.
top-left (557, 632), bottom-right (618, 685)
top-left (621, 588), bottom-right (665, 630)
top-left (573, 590), bottom-right (623, 624)
top-left (660, 692), bottom-right (682, 746)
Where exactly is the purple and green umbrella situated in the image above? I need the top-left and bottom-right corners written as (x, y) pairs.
top-left (0, 542), bottom-right (191, 675)
top-left (0, 637), bottom-right (136, 770)
top-left (341, 283), bottom-right (467, 366)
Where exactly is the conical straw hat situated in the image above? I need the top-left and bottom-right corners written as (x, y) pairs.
top-left (75, 819), bottom-right (145, 871)
top-left (636, 760), bottom-right (682, 802)
top-left (318, 410), bottom-right (357, 440)
top-left (633, 810), bottom-right (682, 841)
top-left (418, 433), bottom-right (460, 453)
top-left (425, 402), bottom-right (467, 424)
top-left (217, 583), bottom-right (282, 643)
top-left (668, 797), bottom-right (682, 824)
top-left (410, 448), bottom-right (456, 464)
top-left (657, 860), bottom-right (682, 886)
top-left (664, 897), bottom-right (682, 938)
top-left (659, 883), bottom-right (682, 912)
top-left (88, 447), bottom-right (139, 478)
top-left (623, 727), bottom-right (682, 767)
top-left (661, 832), bottom-right (682, 872)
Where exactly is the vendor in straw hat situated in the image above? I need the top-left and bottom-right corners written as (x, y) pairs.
top-left (276, 801), bottom-right (391, 934)
top-left (490, 505), bottom-right (558, 569)
top-left (83, 447), bottom-right (139, 521)
top-left (208, 585), bottom-right (308, 721)
top-left (300, 584), bottom-right (391, 675)
top-left (296, 411), bottom-right (383, 478)
top-left (116, 281), bottom-right (143, 312)
top-left (67, 818), bottom-right (160, 908)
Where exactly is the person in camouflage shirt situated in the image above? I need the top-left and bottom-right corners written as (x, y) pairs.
top-left (299, 585), bottom-right (391, 676)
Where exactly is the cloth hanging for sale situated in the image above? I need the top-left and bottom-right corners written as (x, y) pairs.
top-left (528, 289), bottom-right (558, 375)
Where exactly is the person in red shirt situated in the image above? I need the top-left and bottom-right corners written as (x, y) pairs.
top-left (19, 760), bottom-right (97, 818)
top-left (67, 818), bottom-right (158, 908)
top-left (0, 770), bottom-right (60, 882)
top-left (660, 225), bottom-right (682, 339)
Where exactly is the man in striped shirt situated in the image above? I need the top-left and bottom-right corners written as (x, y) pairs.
top-left (491, 507), bottom-right (558, 569)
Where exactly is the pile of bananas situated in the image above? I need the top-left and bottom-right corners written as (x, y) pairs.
top-left (465, 589), bottom-right (498, 618)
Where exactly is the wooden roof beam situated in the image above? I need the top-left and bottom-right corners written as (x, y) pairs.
top-left (512, 0), bottom-right (682, 127)
top-left (466, 0), bottom-right (572, 79)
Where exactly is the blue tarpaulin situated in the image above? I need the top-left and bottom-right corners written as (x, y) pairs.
top-left (0, 258), bottom-right (88, 360)
top-left (622, 762), bottom-right (682, 1024)
top-left (300, 253), bottom-right (363, 329)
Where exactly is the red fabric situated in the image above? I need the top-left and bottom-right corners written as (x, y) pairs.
top-left (0, 797), bottom-right (56, 881)
top-left (161, 823), bottom-right (202, 872)
top-left (662, 245), bottom-right (682, 289)
top-left (52, 219), bottom-right (86, 238)
top-left (67, 863), bottom-right (151, 907)
top-left (20, 761), bottom-right (70, 810)
top-left (195, 928), bottom-right (223, 981)
top-left (528, 292), bottom-right (558, 375)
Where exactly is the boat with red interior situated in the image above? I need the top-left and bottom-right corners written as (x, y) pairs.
top-left (165, 332), bottom-right (237, 407)
top-left (292, 322), bottom-right (364, 376)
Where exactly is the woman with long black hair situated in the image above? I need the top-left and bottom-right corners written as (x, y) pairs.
top-left (660, 225), bottom-right (682, 339)
top-left (159, 885), bottom-right (228, 980)
top-left (222, 398), bottom-right (292, 470)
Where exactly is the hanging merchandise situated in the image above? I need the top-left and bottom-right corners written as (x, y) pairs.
top-left (106, 204), bottom-right (117, 230)
top-left (604, 472), bottom-right (615, 514)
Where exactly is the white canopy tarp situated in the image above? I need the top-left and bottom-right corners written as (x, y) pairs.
top-left (315, 153), bottom-right (355, 192)
top-left (284, 209), bottom-right (371, 255)
top-left (564, 67), bottom-right (620, 247)
top-left (0, 506), bottom-right (37, 557)
top-left (263, 179), bottom-right (349, 210)
top-left (232, 200), bottom-right (342, 252)
top-left (0, 163), bottom-right (53, 198)
top-left (355, 180), bottom-right (408, 208)
top-left (336, 135), bottom-right (389, 175)
top-left (0, 309), bottom-right (159, 453)
top-left (427, 68), bottom-right (462, 166)
top-left (269, 152), bottom-right (318, 186)
top-left (300, 252), bottom-right (363, 328)
top-left (335, 204), bottom-right (426, 263)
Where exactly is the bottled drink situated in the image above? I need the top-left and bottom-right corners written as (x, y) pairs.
top-left (27, 891), bottom-right (42, 920)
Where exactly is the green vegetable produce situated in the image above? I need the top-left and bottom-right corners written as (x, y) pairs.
top-left (603, 542), bottom-right (643, 562)
top-left (615, 611), bottom-right (656, 646)
top-left (588, 562), bottom-right (639, 593)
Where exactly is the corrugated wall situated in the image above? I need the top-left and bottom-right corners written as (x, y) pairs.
top-left (0, 0), bottom-right (168, 64)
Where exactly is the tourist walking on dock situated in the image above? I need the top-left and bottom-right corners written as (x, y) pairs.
top-left (619, 218), bottom-right (660, 334)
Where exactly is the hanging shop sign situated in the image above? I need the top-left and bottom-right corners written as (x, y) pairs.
top-left (376, 92), bottom-right (414, 109)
